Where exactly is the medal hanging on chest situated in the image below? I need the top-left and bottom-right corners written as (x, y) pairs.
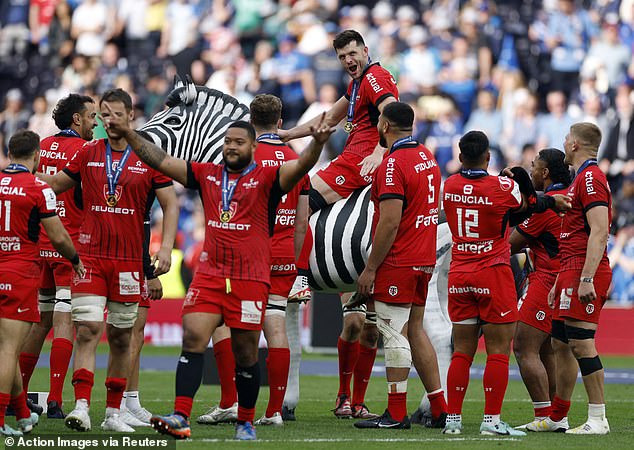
top-left (105, 142), bottom-right (132, 207)
top-left (344, 58), bottom-right (371, 133)
top-left (220, 163), bottom-right (257, 223)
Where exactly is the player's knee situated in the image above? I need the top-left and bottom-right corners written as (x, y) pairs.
top-left (308, 188), bottom-right (328, 213)
top-left (565, 325), bottom-right (596, 357)
top-left (361, 323), bottom-right (379, 348)
top-left (576, 355), bottom-right (603, 376)
top-left (375, 302), bottom-right (411, 368)
top-left (233, 345), bottom-right (258, 367)
top-left (107, 328), bottom-right (131, 353)
top-left (106, 302), bottom-right (138, 329)
top-left (182, 328), bottom-right (206, 352)
top-left (75, 322), bottom-right (101, 344)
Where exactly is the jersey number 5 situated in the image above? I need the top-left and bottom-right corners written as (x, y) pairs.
top-left (427, 174), bottom-right (435, 204)
top-left (456, 207), bottom-right (479, 238)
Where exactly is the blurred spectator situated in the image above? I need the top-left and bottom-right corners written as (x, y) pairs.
top-left (377, 34), bottom-right (401, 83)
top-left (0, 0), bottom-right (30, 62)
top-left (439, 58), bottom-right (478, 121)
top-left (27, 94), bottom-right (56, 137)
top-left (116, 0), bottom-right (154, 75)
top-left (29, 0), bottom-right (58, 53)
top-left (399, 26), bottom-right (439, 95)
top-left (310, 22), bottom-right (345, 94)
top-left (600, 85), bottom-right (634, 191)
top-left (47, 0), bottom-right (72, 66)
top-left (158, 0), bottom-right (198, 74)
top-left (502, 90), bottom-right (540, 164)
top-left (609, 224), bottom-right (634, 303)
top-left (464, 89), bottom-right (503, 150)
top-left (537, 90), bottom-right (574, 149)
top-left (71, 0), bottom-right (108, 57)
top-left (0, 89), bottom-right (30, 156)
top-left (97, 42), bottom-right (125, 94)
top-left (421, 96), bottom-right (462, 178)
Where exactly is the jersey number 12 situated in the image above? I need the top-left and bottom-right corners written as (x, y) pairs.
top-left (456, 207), bottom-right (479, 238)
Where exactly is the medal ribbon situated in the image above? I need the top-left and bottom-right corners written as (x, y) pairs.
top-left (5, 164), bottom-right (30, 173)
top-left (575, 159), bottom-right (597, 177)
top-left (105, 141), bottom-right (132, 198)
top-left (460, 168), bottom-right (488, 178)
top-left (222, 162), bottom-right (257, 214)
top-left (256, 133), bottom-right (281, 142)
top-left (58, 128), bottom-right (81, 138)
top-left (545, 182), bottom-right (566, 193)
top-left (345, 58), bottom-right (372, 130)
top-left (389, 136), bottom-right (414, 154)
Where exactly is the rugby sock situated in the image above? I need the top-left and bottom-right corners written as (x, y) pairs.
top-left (337, 338), bottom-right (360, 398)
top-left (265, 347), bottom-right (290, 418)
top-left (174, 351), bottom-right (204, 419)
top-left (125, 391), bottom-right (141, 411)
top-left (588, 403), bottom-right (606, 420)
top-left (0, 392), bottom-right (10, 427)
top-left (105, 377), bottom-right (127, 409)
top-left (72, 368), bottom-right (94, 404)
top-left (388, 392), bottom-right (407, 422)
top-left (10, 391), bottom-right (31, 420)
top-left (236, 363), bottom-right (260, 424)
top-left (533, 401), bottom-right (552, 418)
top-left (446, 352), bottom-right (473, 415)
top-left (550, 395), bottom-right (571, 422)
top-left (352, 344), bottom-right (376, 406)
top-left (19, 353), bottom-right (39, 392)
top-left (214, 338), bottom-right (237, 408)
top-left (483, 354), bottom-right (509, 416)
top-left (428, 389), bottom-right (448, 419)
top-left (48, 338), bottom-right (73, 405)
top-left (296, 227), bottom-right (313, 273)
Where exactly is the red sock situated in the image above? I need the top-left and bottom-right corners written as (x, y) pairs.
top-left (0, 392), bottom-right (10, 427)
top-left (428, 390), bottom-right (448, 418)
top-left (534, 404), bottom-right (552, 418)
top-left (237, 406), bottom-right (255, 423)
top-left (447, 352), bottom-right (473, 415)
top-left (337, 338), bottom-right (360, 398)
top-left (483, 354), bottom-right (509, 415)
top-left (214, 338), bottom-right (237, 408)
top-left (265, 347), bottom-right (290, 417)
top-left (296, 227), bottom-right (313, 271)
top-left (550, 395), bottom-right (571, 422)
top-left (174, 396), bottom-right (193, 419)
top-left (72, 369), bottom-right (94, 404)
top-left (387, 392), bottom-right (407, 422)
top-left (352, 344), bottom-right (376, 406)
top-left (105, 377), bottom-right (127, 409)
top-left (19, 353), bottom-right (39, 393)
top-left (48, 338), bottom-right (73, 405)
top-left (10, 391), bottom-right (31, 420)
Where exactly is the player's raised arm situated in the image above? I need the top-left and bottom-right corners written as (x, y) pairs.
top-left (100, 102), bottom-right (188, 185)
top-left (36, 170), bottom-right (77, 195)
top-left (278, 113), bottom-right (336, 192)
top-left (278, 96), bottom-right (348, 142)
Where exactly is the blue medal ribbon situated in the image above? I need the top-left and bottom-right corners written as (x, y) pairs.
top-left (575, 159), bottom-right (597, 177)
top-left (256, 133), bottom-right (281, 142)
top-left (389, 136), bottom-right (414, 154)
top-left (105, 141), bottom-right (132, 200)
top-left (58, 128), bottom-right (81, 138)
top-left (5, 163), bottom-right (30, 173)
top-left (545, 182), bottom-right (566, 193)
top-left (345, 58), bottom-right (372, 132)
top-left (221, 162), bottom-right (257, 219)
top-left (460, 168), bottom-right (488, 178)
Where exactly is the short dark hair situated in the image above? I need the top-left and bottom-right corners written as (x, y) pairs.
top-left (538, 148), bottom-right (572, 186)
top-left (249, 94), bottom-right (282, 128)
top-left (227, 121), bottom-right (256, 142)
top-left (53, 94), bottom-right (94, 130)
top-left (8, 129), bottom-right (40, 159)
top-left (459, 130), bottom-right (489, 163)
top-left (100, 88), bottom-right (133, 112)
top-left (333, 29), bottom-right (365, 50)
top-left (382, 102), bottom-right (414, 131)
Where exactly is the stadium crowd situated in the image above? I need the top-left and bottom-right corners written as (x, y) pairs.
top-left (1, 0), bottom-right (633, 300)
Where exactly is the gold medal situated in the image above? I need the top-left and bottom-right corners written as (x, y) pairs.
top-left (106, 194), bottom-right (117, 207)
top-left (344, 122), bottom-right (353, 133)
top-left (220, 211), bottom-right (232, 223)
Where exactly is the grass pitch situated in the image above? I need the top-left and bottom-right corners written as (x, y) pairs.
top-left (22, 350), bottom-right (634, 449)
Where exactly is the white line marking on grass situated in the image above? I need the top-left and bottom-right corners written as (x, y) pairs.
top-left (185, 438), bottom-right (522, 443)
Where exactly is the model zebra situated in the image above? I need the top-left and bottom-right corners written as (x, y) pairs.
top-left (139, 77), bottom-right (452, 419)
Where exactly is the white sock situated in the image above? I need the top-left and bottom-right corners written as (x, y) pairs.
top-left (105, 407), bottom-right (119, 418)
top-left (75, 399), bottom-right (89, 411)
top-left (446, 413), bottom-right (461, 424)
top-left (120, 392), bottom-right (127, 411)
top-left (125, 391), bottom-right (141, 411)
top-left (483, 414), bottom-right (500, 425)
top-left (588, 403), bottom-right (605, 420)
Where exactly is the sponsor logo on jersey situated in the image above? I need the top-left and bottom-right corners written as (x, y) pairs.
top-left (365, 72), bottom-right (384, 94)
top-left (87, 161), bottom-right (105, 167)
top-left (208, 220), bottom-right (251, 231)
top-left (388, 285), bottom-right (398, 296)
top-left (456, 240), bottom-right (493, 254)
top-left (444, 192), bottom-right (493, 205)
top-left (42, 187), bottom-right (57, 210)
top-left (275, 208), bottom-right (297, 226)
top-left (243, 178), bottom-right (259, 189)
top-left (498, 176), bottom-right (513, 191)
top-left (241, 300), bottom-right (264, 324)
top-left (271, 263), bottom-right (297, 272)
top-left (585, 170), bottom-right (596, 195)
top-left (206, 175), bottom-right (221, 186)
top-left (0, 236), bottom-right (21, 252)
top-left (91, 205), bottom-right (136, 215)
top-left (128, 162), bottom-right (148, 174)
top-left (414, 159), bottom-right (438, 173)
top-left (335, 175), bottom-right (346, 185)
top-left (79, 233), bottom-right (91, 244)
top-left (385, 157), bottom-right (396, 185)
top-left (40, 150), bottom-right (67, 160)
top-left (536, 310), bottom-right (546, 321)
top-left (119, 271), bottom-right (141, 295)
top-left (449, 285), bottom-right (491, 295)
top-left (559, 288), bottom-right (573, 310)
top-left (586, 303), bottom-right (595, 314)
top-left (0, 283), bottom-right (12, 291)
top-left (0, 185), bottom-right (26, 196)
top-left (415, 210), bottom-right (439, 228)
top-left (184, 288), bottom-right (199, 306)
top-left (40, 249), bottom-right (62, 258)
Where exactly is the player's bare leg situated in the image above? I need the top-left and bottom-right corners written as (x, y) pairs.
top-left (288, 175), bottom-right (343, 303)
top-left (352, 307), bottom-right (379, 419)
top-left (513, 322), bottom-right (553, 427)
top-left (120, 307), bottom-right (151, 426)
top-left (407, 304), bottom-right (447, 427)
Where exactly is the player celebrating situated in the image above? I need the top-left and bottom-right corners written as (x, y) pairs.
top-left (509, 149), bottom-right (571, 429)
top-left (442, 131), bottom-right (569, 436)
top-left (197, 94), bottom-right (310, 427)
top-left (353, 102), bottom-right (447, 429)
top-left (19, 94), bottom-right (97, 419)
top-left (281, 29), bottom-right (398, 419)
top-left (103, 109), bottom-right (334, 440)
top-left (38, 89), bottom-right (174, 433)
top-left (530, 123), bottom-right (612, 435)
top-left (0, 130), bottom-right (85, 436)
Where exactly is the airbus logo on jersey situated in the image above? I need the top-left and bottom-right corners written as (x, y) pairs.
top-left (366, 73), bottom-right (384, 94)
top-left (87, 162), bottom-right (105, 167)
top-left (206, 175), bottom-right (221, 186)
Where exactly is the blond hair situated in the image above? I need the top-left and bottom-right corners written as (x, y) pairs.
top-left (570, 122), bottom-right (602, 154)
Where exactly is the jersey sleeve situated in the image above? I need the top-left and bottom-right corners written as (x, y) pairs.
top-left (498, 177), bottom-right (522, 209)
top-left (364, 67), bottom-right (398, 107)
top-left (62, 145), bottom-right (86, 182)
top-left (376, 157), bottom-right (406, 202)
top-left (37, 183), bottom-right (58, 219)
top-left (517, 213), bottom-right (548, 240)
top-left (152, 169), bottom-right (173, 189)
top-left (186, 162), bottom-right (203, 189)
top-left (578, 169), bottom-right (610, 213)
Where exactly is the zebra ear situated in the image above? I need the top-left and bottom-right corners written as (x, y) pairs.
top-left (184, 75), bottom-right (197, 104)
top-left (174, 75), bottom-right (184, 89)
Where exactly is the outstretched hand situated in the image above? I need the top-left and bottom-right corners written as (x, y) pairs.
top-left (309, 112), bottom-right (336, 145)
top-left (551, 193), bottom-right (572, 213)
top-left (100, 102), bottom-right (132, 136)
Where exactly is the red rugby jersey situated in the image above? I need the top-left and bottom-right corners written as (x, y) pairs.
top-left (559, 160), bottom-right (612, 271)
top-left (516, 186), bottom-right (567, 273)
top-left (63, 139), bottom-right (172, 262)
top-left (343, 63), bottom-right (399, 158)
top-left (254, 140), bottom-right (310, 267)
top-left (39, 132), bottom-right (85, 249)
top-left (371, 141), bottom-right (441, 267)
top-left (186, 161), bottom-right (284, 284)
top-left (0, 168), bottom-right (57, 268)
top-left (444, 171), bottom-right (522, 272)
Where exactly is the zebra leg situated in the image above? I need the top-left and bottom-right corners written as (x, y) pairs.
top-left (283, 302), bottom-right (301, 418)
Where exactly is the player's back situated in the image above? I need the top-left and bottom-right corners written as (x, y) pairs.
top-left (444, 171), bottom-right (522, 271)
top-left (39, 133), bottom-right (85, 246)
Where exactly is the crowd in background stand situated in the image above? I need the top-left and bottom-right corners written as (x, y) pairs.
top-left (1, 0), bottom-right (633, 301)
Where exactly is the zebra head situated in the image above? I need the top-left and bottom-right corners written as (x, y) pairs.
top-left (139, 75), bottom-right (250, 163)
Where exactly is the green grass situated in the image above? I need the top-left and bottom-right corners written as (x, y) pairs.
top-left (20, 350), bottom-right (634, 449)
